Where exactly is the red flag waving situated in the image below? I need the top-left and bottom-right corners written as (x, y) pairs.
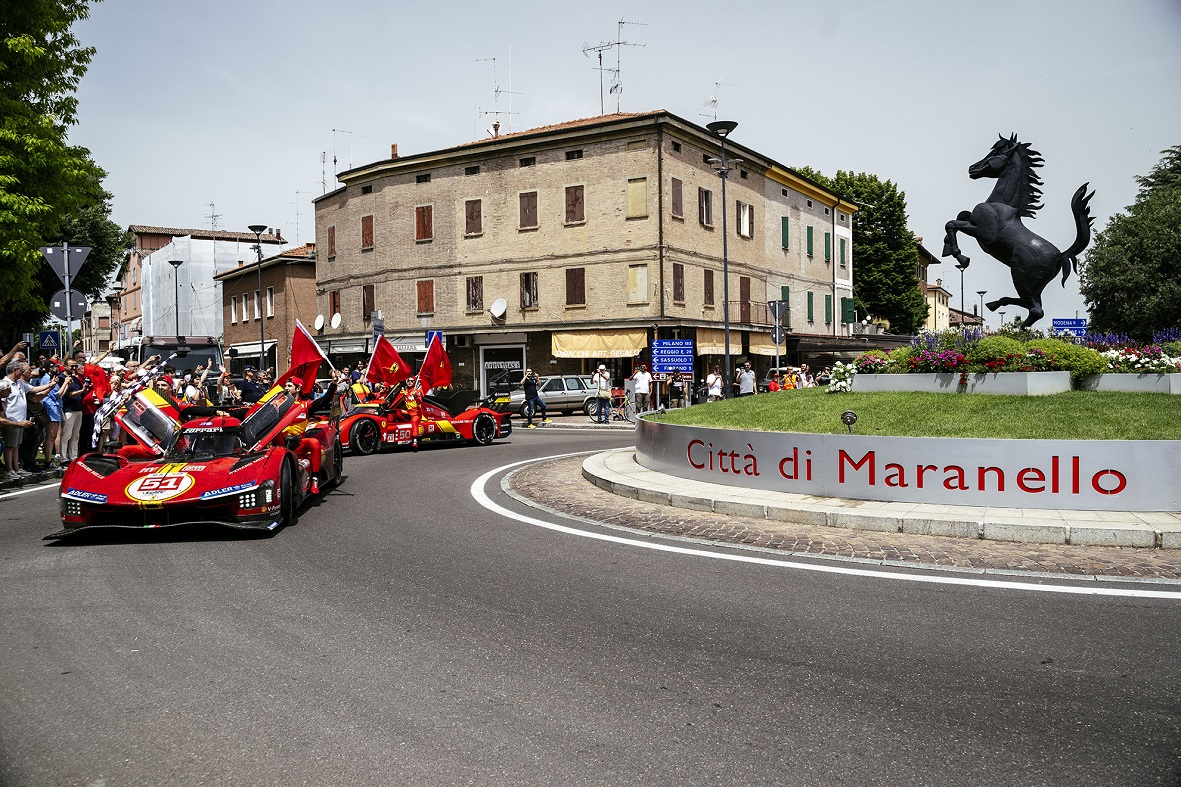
top-left (81, 363), bottom-right (111, 406)
top-left (366, 335), bottom-right (412, 387)
top-left (418, 334), bottom-right (452, 391)
top-left (274, 320), bottom-right (329, 394)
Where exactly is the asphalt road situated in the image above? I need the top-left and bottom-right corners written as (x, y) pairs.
top-left (1, 426), bottom-right (1179, 786)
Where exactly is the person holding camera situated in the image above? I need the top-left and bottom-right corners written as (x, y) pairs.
top-left (520, 368), bottom-right (549, 428)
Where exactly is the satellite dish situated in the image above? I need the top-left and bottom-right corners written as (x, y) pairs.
top-left (330, 312), bottom-right (342, 329)
top-left (489, 298), bottom-right (507, 320)
top-left (314, 314), bottom-right (325, 331)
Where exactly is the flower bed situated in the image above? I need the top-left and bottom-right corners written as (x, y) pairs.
top-left (855, 371), bottom-right (1072, 395)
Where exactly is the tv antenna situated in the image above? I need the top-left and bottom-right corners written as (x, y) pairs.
top-left (320, 151), bottom-right (327, 194)
top-left (582, 18), bottom-right (645, 115)
top-left (332, 128), bottom-right (353, 173)
top-left (205, 202), bottom-right (222, 230)
top-left (702, 82), bottom-right (739, 123)
top-left (477, 55), bottom-right (521, 136)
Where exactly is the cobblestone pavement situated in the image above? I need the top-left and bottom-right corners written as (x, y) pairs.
top-left (507, 455), bottom-right (1181, 581)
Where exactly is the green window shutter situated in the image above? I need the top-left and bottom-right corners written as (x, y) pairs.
top-left (780, 285), bottom-right (790, 301)
top-left (840, 238), bottom-right (847, 267)
top-left (824, 232), bottom-right (832, 261)
top-left (806, 226), bottom-right (814, 256)
top-left (807, 291), bottom-right (814, 321)
top-left (825, 294), bottom-right (833, 323)
top-left (840, 297), bottom-right (855, 324)
top-left (780, 216), bottom-right (789, 249)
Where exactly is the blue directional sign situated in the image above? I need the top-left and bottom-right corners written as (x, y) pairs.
top-left (1051, 318), bottom-right (1087, 337)
top-left (425, 330), bottom-right (444, 348)
top-left (38, 331), bottom-right (61, 351)
top-left (651, 339), bottom-right (695, 373)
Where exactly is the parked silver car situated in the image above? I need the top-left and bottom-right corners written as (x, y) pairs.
top-left (506, 374), bottom-right (598, 416)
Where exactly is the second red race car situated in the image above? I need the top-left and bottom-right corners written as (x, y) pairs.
top-left (339, 384), bottom-right (510, 455)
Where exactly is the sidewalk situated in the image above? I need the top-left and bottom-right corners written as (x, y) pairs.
top-left (504, 449), bottom-right (1181, 581)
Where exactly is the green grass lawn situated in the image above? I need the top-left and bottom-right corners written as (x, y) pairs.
top-left (647, 388), bottom-right (1181, 440)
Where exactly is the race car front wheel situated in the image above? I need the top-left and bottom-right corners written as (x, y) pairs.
top-left (472, 412), bottom-right (497, 446)
top-left (350, 418), bottom-right (380, 456)
top-left (280, 459), bottom-right (295, 526)
top-left (324, 438), bottom-right (344, 490)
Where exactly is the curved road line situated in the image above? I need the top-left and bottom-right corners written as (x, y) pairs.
top-left (471, 453), bottom-right (1181, 600)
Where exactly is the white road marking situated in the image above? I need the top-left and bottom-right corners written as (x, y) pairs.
top-left (0, 482), bottom-right (59, 500)
top-left (471, 453), bottom-right (1181, 600)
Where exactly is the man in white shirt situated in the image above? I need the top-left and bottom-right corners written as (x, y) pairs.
top-left (630, 363), bottom-right (653, 412)
top-left (4, 361), bottom-right (55, 478)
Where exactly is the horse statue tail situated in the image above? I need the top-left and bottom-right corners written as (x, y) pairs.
top-left (1059, 183), bottom-right (1095, 284)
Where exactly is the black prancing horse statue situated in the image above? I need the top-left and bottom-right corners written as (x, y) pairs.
top-left (943, 134), bottom-right (1094, 329)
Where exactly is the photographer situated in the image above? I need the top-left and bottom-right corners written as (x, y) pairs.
top-left (519, 368), bottom-right (549, 428)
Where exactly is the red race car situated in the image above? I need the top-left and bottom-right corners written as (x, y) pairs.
top-left (339, 386), bottom-right (511, 455)
top-left (51, 386), bottom-right (344, 538)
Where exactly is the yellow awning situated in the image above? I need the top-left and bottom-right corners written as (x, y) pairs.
top-left (551, 329), bottom-right (647, 359)
top-left (695, 328), bottom-right (728, 355)
top-left (749, 331), bottom-right (785, 356)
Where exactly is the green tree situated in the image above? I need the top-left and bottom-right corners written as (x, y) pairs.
top-left (795, 167), bottom-right (928, 334)
top-left (1079, 146), bottom-right (1181, 340)
top-left (1, 0), bottom-right (123, 345)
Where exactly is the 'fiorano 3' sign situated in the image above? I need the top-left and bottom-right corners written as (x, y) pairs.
top-left (636, 421), bottom-right (1180, 512)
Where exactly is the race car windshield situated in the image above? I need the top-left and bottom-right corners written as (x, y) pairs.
top-left (168, 431), bottom-right (244, 458)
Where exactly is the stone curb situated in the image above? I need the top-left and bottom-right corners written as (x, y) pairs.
top-left (582, 448), bottom-right (1181, 549)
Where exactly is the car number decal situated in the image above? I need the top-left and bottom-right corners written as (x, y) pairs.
top-left (126, 472), bottom-right (195, 502)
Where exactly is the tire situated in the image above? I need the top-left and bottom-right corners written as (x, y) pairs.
top-left (279, 459), bottom-right (296, 526)
top-left (349, 418), bottom-right (380, 456)
top-left (624, 402), bottom-right (638, 423)
top-left (471, 412), bottom-right (497, 446)
top-left (518, 402), bottom-right (531, 418)
top-left (324, 437), bottom-right (344, 490)
top-left (585, 399), bottom-right (600, 421)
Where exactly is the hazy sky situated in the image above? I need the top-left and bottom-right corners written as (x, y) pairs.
top-left (71, 0), bottom-right (1181, 328)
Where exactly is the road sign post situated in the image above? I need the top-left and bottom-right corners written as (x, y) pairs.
top-left (41, 243), bottom-right (91, 355)
top-left (1050, 318), bottom-right (1088, 338)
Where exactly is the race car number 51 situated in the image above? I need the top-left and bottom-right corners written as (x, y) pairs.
top-left (126, 473), bottom-right (195, 502)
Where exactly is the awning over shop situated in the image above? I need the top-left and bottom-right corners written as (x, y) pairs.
top-left (226, 340), bottom-right (277, 356)
top-left (695, 328), bottom-right (728, 355)
top-left (385, 334), bottom-right (427, 353)
top-left (749, 331), bottom-right (786, 357)
top-left (551, 329), bottom-right (646, 358)
top-left (326, 337), bottom-right (369, 354)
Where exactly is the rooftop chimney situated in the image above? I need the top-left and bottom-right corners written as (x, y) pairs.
top-left (492, 121), bottom-right (500, 138)
top-left (391, 143), bottom-right (399, 158)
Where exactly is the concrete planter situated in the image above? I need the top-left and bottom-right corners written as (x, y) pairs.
top-left (1079, 373), bottom-right (1181, 394)
top-left (854, 371), bottom-right (1072, 396)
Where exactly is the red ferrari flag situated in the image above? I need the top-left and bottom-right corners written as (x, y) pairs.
top-left (366, 334), bottom-right (412, 386)
top-left (274, 320), bottom-right (330, 394)
top-left (418, 333), bottom-right (452, 391)
top-left (80, 362), bottom-right (111, 406)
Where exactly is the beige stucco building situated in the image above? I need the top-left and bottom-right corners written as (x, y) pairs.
top-left (313, 111), bottom-right (861, 392)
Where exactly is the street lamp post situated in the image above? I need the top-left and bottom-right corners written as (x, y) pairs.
top-left (707, 119), bottom-right (738, 398)
top-left (955, 262), bottom-right (967, 328)
top-left (168, 259), bottom-right (183, 337)
top-left (976, 290), bottom-right (987, 329)
top-left (999, 310), bottom-right (1006, 329)
top-left (248, 224), bottom-right (268, 374)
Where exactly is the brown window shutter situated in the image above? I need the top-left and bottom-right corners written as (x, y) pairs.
top-left (671, 178), bottom-right (682, 217)
top-left (467, 276), bottom-right (483, 310)
top-left (417, 280), bottom-right (434, 313)
top-left (361, 215), bottom-right (374, 248)
top-left (465, 200), bottom-right (482, 234)
top-left (362, 284), bottom-right (375, 317)
top-left (566, 267), bottom-right (585, 305)
top-left (673, 263), bottom-right (684, 302)
top-left (704, 270), bottom-right (714, 306)
top-left (327, 226), bottom-right (336, 257)
top-left (520, 192), bottom-right (538, 227)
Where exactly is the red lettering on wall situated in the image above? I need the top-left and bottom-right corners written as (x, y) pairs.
top-left (883, 463), bottom-right (907, 488)
top-left (1016, 467), bottom-right (1046, 493)
top-left (1091, 469), bottom-right (1127, 495)
top-left (839, 450), bottom-right (875, 485)
top-left (943, 466), bottom-right (967, 490)
top-left (978, 466), bottom-right (1005, 492)
top-left (916, 465), bottom-right (937, 488)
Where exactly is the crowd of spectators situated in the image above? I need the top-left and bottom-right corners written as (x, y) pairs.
top-left (0, 340), bottom-right (280, 484)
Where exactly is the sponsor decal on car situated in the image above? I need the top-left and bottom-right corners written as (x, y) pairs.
top-left (64, 488), bottom-right (108, 503)
top-left (125, 472), bottom-right (195, 502)
top-left (228, 457), bottom-right (264, 474)
top-left (199, 482), bottom-right (258, 500)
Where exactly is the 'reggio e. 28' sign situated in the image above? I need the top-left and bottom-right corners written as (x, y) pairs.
top-left (635, 421), bottom-right (1180, 512)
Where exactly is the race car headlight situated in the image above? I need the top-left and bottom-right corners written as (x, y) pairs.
top-left (262, 480), bottom-right (274, 504)
top-left (61, 499), bottom-right (82, 516)
top-left (238, 490), bottom-right (259, 509)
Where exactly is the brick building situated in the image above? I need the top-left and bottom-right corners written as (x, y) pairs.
top-left (214, 243), bottom-right (317, 375)
top-left (313, 110), bottom-right (860, 393)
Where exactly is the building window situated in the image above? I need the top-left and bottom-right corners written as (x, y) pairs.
top-left (465, 165), bottom-right (480, 176)
top-left (780, 216), bottom-right (790, 250)
top-left (839, 212), bottom-right (847, 222)
top-left (807, 291), bottom-right (815, 322)
top-left (363, 284), bottom-right (375, 321)
top-left (737, 201), bottom-right (754, 239)
top-left (627, 177), bottom-right (648, 218)
top-left (698, 187), bottom-right (713, 227)
top-left (825, 294), bottom-right (834, 323)
top-left (824, 231), bottom-right (832, 261)
top-left (806, 199), bottom-right (813, 208)
top-left (672, 263), bottom-right (685, 303)
top-left (266, 286), bottom-right (274, 318)
top-left (416, 280), bottom-right (434, 315)
top-left (361, 185), bottom-right (372, 194)
top-left (566, 149), bottom-right (583, 160)
top-left (565, 185), bottom-right (584, 224)
top-left (840, 238), bottom-right (847, 268)
top-left (781, 188), bottom-right (789, 197)
top-left (806, 226), bottom-right (814, 257)
top-left (520, 271), bottom-right (538, 309)
top-left (739, 169), bottom-right (748, 179)
top-left (416, 173), bottom-right (431, 183)
top-left (519, 156), bottom-right (536, 168)
top-left (415, 205), bottom-right (433, 242)
top-left (565, 267), bottom-right (585, 306)
top-left (242, 292), bottom-right (249, 321)
top-left (329, 289), bottom-right (341, 318)
top-left (671, 177), bottom-right (683, 219)
top-left (627, 264), bottom-right (648, 304)
top-left (361, 215), bottom-right (374, 250)
top-left (466, 276), bottom-right (483, 312)
top-left (465, 199), bottom-right (482, 236)
top-left (671, 141), bottom-right (681, 152)
top-left (519, 191), bottom-right (538, 229)
top-left (326, 226), bottom-right (336, 258)
top-left (704, 269), bottom-right (715, 306)
top-left (230, 295), bottom-right (237, 324)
